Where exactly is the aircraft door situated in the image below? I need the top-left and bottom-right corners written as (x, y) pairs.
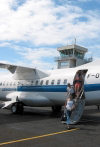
top-left (73, 69), bottom-right (88, 99)
top-left (69, 69), bottom-right (88, 124)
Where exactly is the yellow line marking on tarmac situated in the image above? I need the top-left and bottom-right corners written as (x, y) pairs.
top-left (0, 128), bottom-right (79, 146)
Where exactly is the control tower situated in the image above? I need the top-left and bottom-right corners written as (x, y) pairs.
top-left (55, 44), bottom-right (92, 69)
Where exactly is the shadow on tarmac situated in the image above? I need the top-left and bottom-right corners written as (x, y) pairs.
top-left (0, 107), bottom-right (62, 125)
top-left (0, 106), bottom-right (100, 127)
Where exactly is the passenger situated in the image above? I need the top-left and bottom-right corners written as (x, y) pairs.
top-left (74, 73), bottom-right (83, 99)
top-left (65, 95), bottom-right (75, 129)
top-left (67, 83), bottom-right (75, 99)
top-left (61, 84), bottom-right (75, 124)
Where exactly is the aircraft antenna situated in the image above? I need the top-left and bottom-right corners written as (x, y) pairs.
top-left (74, 37), bottom-right (76, 45)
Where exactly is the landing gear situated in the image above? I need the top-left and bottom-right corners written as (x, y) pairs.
top-left (11, 102), bottom-right (24, 114)
top-left (11, 103), bottom-right (17, 114)
top-left (97, 105), bottom-right (100, 110)
top-left (52, 106), bottom-right (62, 113)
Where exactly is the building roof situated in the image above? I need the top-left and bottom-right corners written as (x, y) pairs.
top-left (57, 44), bottom-right (88, 53)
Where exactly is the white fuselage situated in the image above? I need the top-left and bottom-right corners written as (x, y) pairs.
top-left (0, 66), bottom-right (100, 107)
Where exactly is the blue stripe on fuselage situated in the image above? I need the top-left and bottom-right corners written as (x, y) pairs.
top-left (84, 84), bottom-right (100, 92)
top-left (17, 84), bottom-right (100, 92)
top-left (1, 84), bottom-right (100, 92)
top-left (17, 85), bottom-right (67, 92)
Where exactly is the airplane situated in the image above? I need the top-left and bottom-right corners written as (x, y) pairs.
top-left (0, 60), bottom-right (100, 123)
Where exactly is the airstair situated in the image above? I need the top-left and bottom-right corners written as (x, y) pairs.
top-left (69, 90), bottom-right (85, 124)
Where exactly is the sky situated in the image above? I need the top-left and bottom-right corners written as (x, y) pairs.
top-left (0, 0), bottom-right (100, 73)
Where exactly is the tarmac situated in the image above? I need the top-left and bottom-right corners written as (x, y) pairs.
top-left (0, 105), bottom-right (100, 147)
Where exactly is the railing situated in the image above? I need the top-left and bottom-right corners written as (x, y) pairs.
top-left (55, 55), bottom-right (76, 61)
top-left (84, 57), bottom-right (93, 63)
top-left (55, 56), bottom-right (93, 63)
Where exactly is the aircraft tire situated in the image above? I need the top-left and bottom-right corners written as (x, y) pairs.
top-left (11, 103), bottom-right (24, 114)
top-left (52, 106), bottom-right (62, 113)
top-left (17, 103), bottom-right (24, 114)
top-left (11, 103), bottom-right (18, 114)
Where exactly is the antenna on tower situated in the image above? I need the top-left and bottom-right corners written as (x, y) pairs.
top-left (74, 37), bottom-right (76, 45)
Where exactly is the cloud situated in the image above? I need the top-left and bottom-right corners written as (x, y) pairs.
top-left (0, 0), bottom-right (100, 46)
top-left (0, 0), bottom-right (100, 70)
top-left (0, 42), bottom-right (11, 47)
top-left (0, 59), bottom-right (11, 75)
top-left (77, 0), bottom-right (92, 2)
top-left (0, 41), bottom-right (59, 70)
top-left (13, 45), bottom-right (59, 69)
top-left (77, 0), bottom-right (100, 2)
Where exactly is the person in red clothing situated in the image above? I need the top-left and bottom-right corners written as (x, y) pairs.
top-left (74, 72), bottom-right (83, 98)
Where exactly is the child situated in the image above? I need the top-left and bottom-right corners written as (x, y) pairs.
top-left (65, 95), bottom-right (75, 129)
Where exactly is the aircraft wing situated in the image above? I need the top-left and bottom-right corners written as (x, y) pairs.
top-left (0, 63), bottom-right (49, 80)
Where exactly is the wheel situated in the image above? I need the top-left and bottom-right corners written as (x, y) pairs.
top-left (11, 103), bottom-right (18, 114)
top-left (11, 103), bottom-right (24, 114)
top-left (17, 103), bottom-right (24, 114)
top-left (52, 106), bottom-right (62, 113)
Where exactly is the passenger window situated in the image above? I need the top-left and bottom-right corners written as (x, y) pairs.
top-left (51, 80), bottom-right (55, 85)
top-left (40, 80), bottom-right (43, 85)
top-left (57, 79), bottom-right (61, 85)
top-left (63, 79), bottom-right (67, 85)
top-left (17, 82), bottom-right (20, 85)
top-left (10, 82), bottom-right (12, 86)
top-left (3, 82), bottom-right (5, 86)
top-left (13, 83), bottom-right (16, 86)
top-left (46, 80), bottom-right (49, 85)
top-left (0, 83), bottom-right (2, 86)
top-left (31, 81), bottom-right (34, 84)
top-left (35, 80), bottom-right (38, 86)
